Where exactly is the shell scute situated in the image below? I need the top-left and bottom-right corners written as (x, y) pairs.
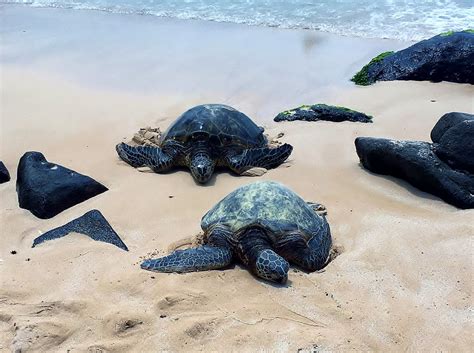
top-left (201, 181), bottom-right (326, 242)
top-left (160, 104), bottom-right (266, 148)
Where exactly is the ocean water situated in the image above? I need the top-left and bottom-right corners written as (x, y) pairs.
top-left (2, 0), bottom-right (473, 41)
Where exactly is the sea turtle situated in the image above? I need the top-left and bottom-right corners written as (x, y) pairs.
top-left (141, 181), bottom-right (332, 283)
top-left (116, 104), bottom-right (293, 183)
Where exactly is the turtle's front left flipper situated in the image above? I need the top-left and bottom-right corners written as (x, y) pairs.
top-left (116, 143), bottom-right (175, 172)
top-left (141, 246), bottom-right (233, 273)
top-left (225, 143), bottom-right (293, 174)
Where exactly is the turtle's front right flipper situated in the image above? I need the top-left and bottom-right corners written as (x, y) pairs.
top-left (141, 246), bottom-right (233, 273)
top-left (116, 143), bottom-right (174, 172)
top-left (226, 143), bottom-right (293, 174)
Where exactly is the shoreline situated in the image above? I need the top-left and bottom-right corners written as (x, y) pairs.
top-left (0, 3), bottom-right (439, 41)
top-left (1, 4), bottom-right (474, 353)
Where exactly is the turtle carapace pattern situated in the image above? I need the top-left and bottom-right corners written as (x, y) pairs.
top-left (141, 181), bottom-right (332, 283)
top-left (116, 104), bottom-right (293, 184)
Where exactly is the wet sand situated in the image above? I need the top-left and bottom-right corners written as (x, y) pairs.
top-left (1, 5), bottom-right (473, 352)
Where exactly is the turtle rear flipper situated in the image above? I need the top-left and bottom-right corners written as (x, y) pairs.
top-left (141, 246), bottom-right (233, 273)
top-left (225, 143), bottom-right (293, 174)
top-left (306, 202), bottom-right (327, 217)
top-left (275, 227), bottom-right (332, 272)
top-left (116, 143), bottom-right (174, 172)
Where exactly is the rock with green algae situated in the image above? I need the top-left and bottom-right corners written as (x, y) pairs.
top-left (274, 104), bottom-right (373, 123)
top-left (351, 30), bottom-right (474, 86)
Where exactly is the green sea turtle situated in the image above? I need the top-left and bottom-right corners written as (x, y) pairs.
top-left (116, 104), bottom-right (293, 184)
top-left (141, 181), bottom-right (332, 283)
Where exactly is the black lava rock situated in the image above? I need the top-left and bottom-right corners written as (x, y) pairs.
top-left (0, 161), bottom-right (10, 184)
top-left (431, 112), bottom-right (474, 143)
top-left (33, 209), bottom-right (128, 251)
top-left (274, 104), bottom-right (373, 123)
top-left (355, 137), bottom-right (474, 209)
top-left (434, 119), bottom-right (474, 174)
top-left (17, 152), bottom-right (108, 219)
top-left (352, 30), bottom-right (474, 86)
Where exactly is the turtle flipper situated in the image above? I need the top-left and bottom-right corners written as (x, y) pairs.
top-left (306, 202), bottom-right (327, 217)
top-left (141, 245), bottom-right (232, 273)
top-left (116, 143), bottom-right (174, 172)
top-left (225, 143), bottom-right (293, 174)
top-left (237, 227), bottom-right (290, 283)
top-left (253, 249), bottom-right (290, 283)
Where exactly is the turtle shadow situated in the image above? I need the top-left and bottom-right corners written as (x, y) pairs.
top-left (189, 167), bottom-right (247, 187)
top-left (141, 165), bottom-right (248, 187)
top-left (129, 162), bottom-right (275, 186)
top-left (136, 165), bottom-right (220, 186)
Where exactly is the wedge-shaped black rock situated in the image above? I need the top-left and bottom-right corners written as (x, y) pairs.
top-left (274, 104), bottom-right (373, 123)
top-left (352, 30), bottom-right (474, 86)
top-left (0, 161), bottom-right (10, 184)
top-left (33, 209), bottom-right (128, 251)
top-left (355, 137), bottom-right (474, 209)
top-left (17, 152), bottom-right (108, 219)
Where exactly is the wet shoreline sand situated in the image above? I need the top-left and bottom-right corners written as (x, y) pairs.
top-left (1, 5), bottom-right (473, 352)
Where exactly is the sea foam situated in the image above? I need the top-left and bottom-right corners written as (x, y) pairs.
top-left (2, 0), bottom-right (473, 41)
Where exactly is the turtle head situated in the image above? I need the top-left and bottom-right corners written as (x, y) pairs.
top-left (190, 152), bottom-right (215, 183)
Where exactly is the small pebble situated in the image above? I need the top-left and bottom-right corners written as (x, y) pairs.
top-left (169, 195), bottom-right (174, 199)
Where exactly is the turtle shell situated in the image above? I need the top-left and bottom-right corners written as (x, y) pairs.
top-left (160, 104), bottom-right (267, 148)
top-left (201, 181), bottom-right (328, 243)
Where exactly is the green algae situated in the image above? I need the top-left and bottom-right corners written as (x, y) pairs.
top-left (440, 29), bottom-right (474, 36)
top-left (439, 30), bottom-right (455, 36)
top-left (351, 51), bottom-right (395, 86)
top-left (281, 105), bottom-right (311, 115)
top-left (281, 110), bottom-right (295, 116)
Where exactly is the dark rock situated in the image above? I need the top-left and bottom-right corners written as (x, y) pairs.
top-left (0, 161), bottom-right (10, 184)
top-left (17, 152), bottom-right (108, 219)
top-left (274, 104), bottom-right (373, 123)
top-left (33, 209), bottom-right (128, 251)
top-left (355, 137), bottom-right (474, 209)
top-left (434, 120), bottom-right (474, 174)
top-left (431, 112), bottom-right (474, 143)
top-left (352, 30), bottom-right (474, 85)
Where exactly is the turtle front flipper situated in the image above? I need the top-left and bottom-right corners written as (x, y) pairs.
top-left (116, 143), bottom-right (175, 172)
top-left (141, 245), bottom-right (233, 273)
top-left (237, 227), bottom-right (290, 283)
top-left (225, 143), bottom-right (293, 174)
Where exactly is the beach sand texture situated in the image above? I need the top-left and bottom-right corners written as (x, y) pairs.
top-left (1, 5), bottom-right (473, 352)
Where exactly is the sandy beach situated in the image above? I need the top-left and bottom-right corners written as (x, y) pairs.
top-left (1, 5), bottom-right (473, 352)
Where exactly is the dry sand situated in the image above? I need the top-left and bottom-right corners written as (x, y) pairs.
top-left (1, 5), bottom-right (474, 353)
